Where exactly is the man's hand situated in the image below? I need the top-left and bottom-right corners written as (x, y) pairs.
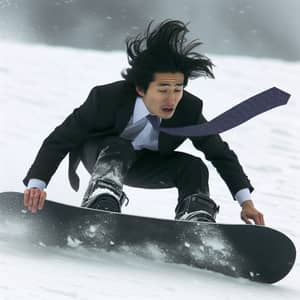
top-left (241, 200), bottom-right (265, 225)
top-left (24, 188), bottom-right (47, 213)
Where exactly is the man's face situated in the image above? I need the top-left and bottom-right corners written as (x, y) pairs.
top-left (136, 72), bottom-right (184, 119)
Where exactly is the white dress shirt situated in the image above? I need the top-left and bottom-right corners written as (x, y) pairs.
top-left (121, 97), bottom-right (159, 151)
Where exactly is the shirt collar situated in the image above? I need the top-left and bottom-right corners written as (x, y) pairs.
top-left (133, 97), bottom-right (151, 123)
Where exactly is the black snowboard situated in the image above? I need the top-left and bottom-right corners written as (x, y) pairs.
top-left (0, 192), bottom-right (296, 284)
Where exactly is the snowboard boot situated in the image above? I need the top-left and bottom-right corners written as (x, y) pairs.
top-left (175, 193), bottom-right (219, 223)
top-left (82, 179), bottom-right (129, 213)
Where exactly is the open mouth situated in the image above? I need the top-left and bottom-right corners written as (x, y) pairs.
top-left (161, 107), bottom-right (174, 113)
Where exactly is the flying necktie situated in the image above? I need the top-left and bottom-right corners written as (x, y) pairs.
top-left (147, 87), bottom-right (290, 137)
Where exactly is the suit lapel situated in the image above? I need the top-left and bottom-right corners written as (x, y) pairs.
top-left (115, 87), bottom-right (137, 133)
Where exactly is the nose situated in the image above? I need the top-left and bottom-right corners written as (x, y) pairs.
top-left (165, 92), bottom-right (177, 105)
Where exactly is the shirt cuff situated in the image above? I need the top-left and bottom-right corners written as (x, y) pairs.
top-left (27, 179), bottom-right (47, 191)
top-left (235, 188), bottom-right (252, 206)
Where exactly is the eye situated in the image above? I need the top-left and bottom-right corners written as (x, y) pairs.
top-left (158, 90), bottom-right (167, 93)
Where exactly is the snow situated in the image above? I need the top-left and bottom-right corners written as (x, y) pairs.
top-left (0, 41), bottom-right (300, 299)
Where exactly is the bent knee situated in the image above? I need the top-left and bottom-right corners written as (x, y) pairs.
top-left (177, 154), bottom-right (209, 176)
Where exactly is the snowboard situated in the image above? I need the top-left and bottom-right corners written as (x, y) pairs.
top-left (0, 192), bottom-right (296, 284)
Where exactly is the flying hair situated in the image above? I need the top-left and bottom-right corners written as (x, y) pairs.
top-left (122, 20), bottom-right (214, 91)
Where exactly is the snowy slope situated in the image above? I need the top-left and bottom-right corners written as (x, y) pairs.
top-left (0, 41), bottom-right (299, 299)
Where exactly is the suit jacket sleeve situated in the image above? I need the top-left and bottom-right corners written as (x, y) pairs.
top-left (23, 86), bottom-right (102, 187)
top-left (190, 100), bottom-right (254, 198)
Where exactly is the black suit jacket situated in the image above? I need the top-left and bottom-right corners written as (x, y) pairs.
top-left (23, 80), bottom-right (253, 197)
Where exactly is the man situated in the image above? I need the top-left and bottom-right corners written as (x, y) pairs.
top-left (23, 20), bottom-right (264, 225)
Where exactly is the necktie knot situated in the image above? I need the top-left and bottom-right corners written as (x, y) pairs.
top-left (147, 114), bottom-right (160, 130)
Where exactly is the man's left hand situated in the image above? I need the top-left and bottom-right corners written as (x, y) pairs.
top-left (241, 200), bottom-right (265, 225)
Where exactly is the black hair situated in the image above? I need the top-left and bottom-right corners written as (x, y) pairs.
top-left (121, 19), bottom-right (214, 91)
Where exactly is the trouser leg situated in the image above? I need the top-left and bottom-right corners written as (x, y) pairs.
top-left (124, 150), bottom-right (218, 218)
top-left (80, 136), bottom-right (136, 208)
top-left (80, 139), bottom-right (218, 218)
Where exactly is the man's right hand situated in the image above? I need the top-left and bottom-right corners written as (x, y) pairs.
top-left (24, 188), bottom-right (47, 213)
